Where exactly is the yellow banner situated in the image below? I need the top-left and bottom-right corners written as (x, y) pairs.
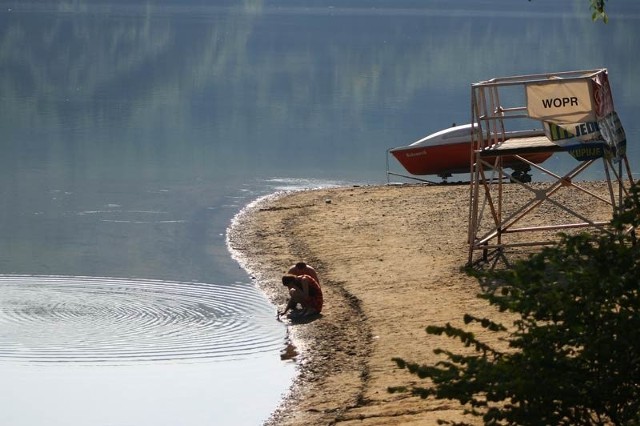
top-left (526, 80), bottom-right (595, 123)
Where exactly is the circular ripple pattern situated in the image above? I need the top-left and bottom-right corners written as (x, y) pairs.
top-left (0, 275), bottom-right (284, 364)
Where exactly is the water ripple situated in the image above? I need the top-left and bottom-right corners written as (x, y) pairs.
top-left (0, 275), bottom-right (283, 364)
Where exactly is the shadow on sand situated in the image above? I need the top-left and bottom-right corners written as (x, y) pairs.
top-left (288, 312), bottom-right (323, 325)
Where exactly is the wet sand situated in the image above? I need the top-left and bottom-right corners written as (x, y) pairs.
top-left (227, 181), bottom-right (615, 425)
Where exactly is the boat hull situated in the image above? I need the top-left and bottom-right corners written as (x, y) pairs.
top-left (390, 140), bottom-right (552, 176)
top-left (390, 141), bottom-right (471, 176)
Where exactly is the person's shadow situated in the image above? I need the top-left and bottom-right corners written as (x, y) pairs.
top-left (287, 311), bottom-right (322, 324)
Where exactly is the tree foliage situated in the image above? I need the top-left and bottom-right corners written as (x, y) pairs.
top-left (590, 0), bottom-right (609, 23)
top-left (390, 183), bottom-right (640, 425)
top-left (530, 0), bottom-right (609, 23)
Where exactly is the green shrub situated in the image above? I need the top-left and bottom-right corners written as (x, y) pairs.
top-left (390, 184), bottom-right (640, 425)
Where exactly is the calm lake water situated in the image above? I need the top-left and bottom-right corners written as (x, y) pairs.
top-left (1, 0), bottom-right (639, 424)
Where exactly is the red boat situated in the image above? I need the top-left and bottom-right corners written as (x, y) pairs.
top-left (389, 124), bottom-right (553, 180)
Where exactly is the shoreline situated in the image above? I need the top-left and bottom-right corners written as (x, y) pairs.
top-left (227, 181), bottom-right (615, 425)
top-left (228, 187), bottom-right (373, 425)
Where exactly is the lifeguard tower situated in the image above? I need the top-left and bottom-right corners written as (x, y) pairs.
top-left (467, 69), bottom-right (633, 266)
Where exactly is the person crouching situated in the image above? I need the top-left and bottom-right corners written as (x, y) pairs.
top-left (278, 273), bottom-right (323, 318)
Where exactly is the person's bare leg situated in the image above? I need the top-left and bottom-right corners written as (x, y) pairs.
top-left (287, 288), bottom-right (306, 311)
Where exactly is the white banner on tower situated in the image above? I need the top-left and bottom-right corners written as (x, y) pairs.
top-left (526, 80), bottom-right (595, 123)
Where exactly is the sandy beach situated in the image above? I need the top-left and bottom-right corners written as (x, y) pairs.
top-left (227, 181), bottom-right (616, 425)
